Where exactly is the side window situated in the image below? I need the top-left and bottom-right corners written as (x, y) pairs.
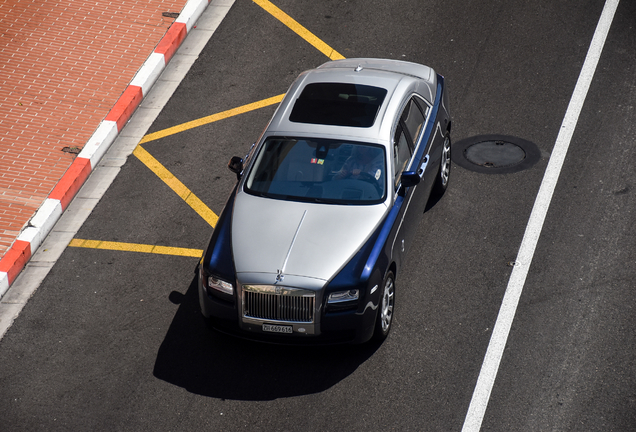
top-left (393, 125), bottom-right (412, 188)
top-left (401, 98), bottom-right (426, 145)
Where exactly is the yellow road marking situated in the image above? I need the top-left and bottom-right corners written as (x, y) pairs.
top-left (76, 2), bottom-right (348, 260)
top-left (128, 1), bottom-right (346, 233)
top-left (139, 1), bottom-right (346, 145)
top-left (253, 0), bottom-right (345, 61)
top-left (132, 145), bottom-right (219, 227)
top-left (139, 94), bottom-right (285, 144)
top-left (69, 239), bottom-right (203, 257)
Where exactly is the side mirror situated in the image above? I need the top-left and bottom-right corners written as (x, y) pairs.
top-left (398, 171), bottom-right (420, 196)
top-left (228, 156), bottom-right (243, 180)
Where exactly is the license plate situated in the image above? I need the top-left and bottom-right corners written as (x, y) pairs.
top-left (263, 323), bottom-right (293, 334)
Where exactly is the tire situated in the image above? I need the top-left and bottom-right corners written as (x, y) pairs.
top-left (373, 271), bottom-right (395, 341)
top-left (432, 133), bottom-right (451, 197)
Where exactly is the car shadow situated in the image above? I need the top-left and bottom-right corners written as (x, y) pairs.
top-left (424, 190), bottom-right (444, 212)
top-left (153, 275), bottom-right (381, 400)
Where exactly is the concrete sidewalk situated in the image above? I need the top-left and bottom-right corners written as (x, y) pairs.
top-left (0, 0), bottom-right (213, 296)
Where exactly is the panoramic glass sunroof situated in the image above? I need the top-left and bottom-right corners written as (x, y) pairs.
top-left (290, 83), bottom-right (387, 128)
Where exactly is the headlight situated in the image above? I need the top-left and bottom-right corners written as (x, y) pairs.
top-left (207, 275), bottom-right (234, 295)
top-left (328, 289), bottom-right (359, 304)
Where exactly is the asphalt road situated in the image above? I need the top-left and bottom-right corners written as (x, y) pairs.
top-left (1, 0), bottom-right (635, 430)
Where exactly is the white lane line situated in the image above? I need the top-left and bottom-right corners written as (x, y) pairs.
top-left (461, 1), bottom-right (620, 430)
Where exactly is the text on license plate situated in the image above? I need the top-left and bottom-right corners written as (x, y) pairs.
top-left (263, 323), bottom-right (293, 334)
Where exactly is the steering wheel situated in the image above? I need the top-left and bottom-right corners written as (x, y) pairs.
top-left (356, 172), bottom-right (383, 196)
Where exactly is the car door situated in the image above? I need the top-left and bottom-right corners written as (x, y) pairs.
top-left (400, 97), bottom-right (433, 216)
top-left (389, 117), bottom-right (416, 267)
top-left (389, 95), bottom-right (439, 264)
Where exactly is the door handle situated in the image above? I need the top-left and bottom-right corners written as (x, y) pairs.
top-left (419, 155), bottom-right (429, 177)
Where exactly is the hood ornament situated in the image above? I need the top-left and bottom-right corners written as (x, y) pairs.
top-left (275, 269), bottom-right (285, 284)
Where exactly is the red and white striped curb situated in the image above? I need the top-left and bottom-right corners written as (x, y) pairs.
top-left (0, 0), bottom-right (211, 297)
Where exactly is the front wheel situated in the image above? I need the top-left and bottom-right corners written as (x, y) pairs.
top-left (432, 134), bottom-right (451, 197)
top-left (373, 271), bottom-right (395, 341)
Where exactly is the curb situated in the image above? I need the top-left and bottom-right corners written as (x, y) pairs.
top-left (0, 0), bottom-right (212, 298)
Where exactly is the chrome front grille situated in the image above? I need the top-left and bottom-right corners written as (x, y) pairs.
top-left (243, 286), bottom-right (315, 323)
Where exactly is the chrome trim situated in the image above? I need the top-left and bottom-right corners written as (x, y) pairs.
top-left (241, 285), bottom-right (318, 335)
top-left (281, 210), bottom-right (307, 275)
top-left (418, 155), bottom-right (429, 178)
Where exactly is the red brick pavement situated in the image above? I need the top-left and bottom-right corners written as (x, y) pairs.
top-left (0, 0), bottom-right (189, 257)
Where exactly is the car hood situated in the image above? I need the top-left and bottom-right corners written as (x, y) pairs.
top-left (231, 190), bottom-right (388, 286)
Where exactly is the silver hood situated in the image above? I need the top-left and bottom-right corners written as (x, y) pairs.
top-left (231, 190), bottom-right (388, 286)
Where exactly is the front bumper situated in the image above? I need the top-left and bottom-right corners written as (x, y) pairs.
top-left (198, 276), bottom-right (377, 344)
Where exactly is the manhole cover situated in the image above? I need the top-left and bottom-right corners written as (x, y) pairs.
top-left (465, 140), bottom-right (526, 168)
top-left (452, 134), bottom-right (541, 174)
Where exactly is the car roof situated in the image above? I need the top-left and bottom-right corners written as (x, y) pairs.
top-left (264, 58), bottom-right (438, 145)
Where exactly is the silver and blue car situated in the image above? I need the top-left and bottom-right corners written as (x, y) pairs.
top-left (198, 58), bottom-right (451, 344)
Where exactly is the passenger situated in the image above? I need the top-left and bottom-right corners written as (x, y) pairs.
top-left (334, 146), bottom-right (383, 180)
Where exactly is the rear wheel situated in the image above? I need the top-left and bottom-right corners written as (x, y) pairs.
top-left (373, 271), bottom-right (395, 341)
top-left (432, 134), bottom-right (451, 197)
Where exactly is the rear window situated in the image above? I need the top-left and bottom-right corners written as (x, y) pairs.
top-left (289, 83), bottom-right (387, 128)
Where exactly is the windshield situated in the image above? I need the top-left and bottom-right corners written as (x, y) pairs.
top-left (245, 137), bottom-right (386, 204)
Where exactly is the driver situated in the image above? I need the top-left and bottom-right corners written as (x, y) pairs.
top-left (334, 146), bottom-right (383, 181)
